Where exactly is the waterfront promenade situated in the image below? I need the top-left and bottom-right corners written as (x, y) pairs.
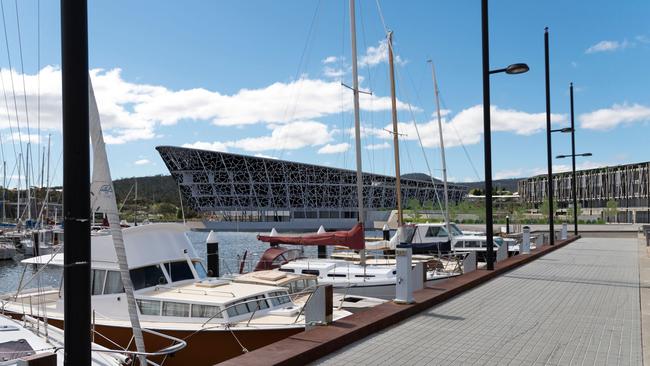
top-left (315, 237), bottom-right (642, 365)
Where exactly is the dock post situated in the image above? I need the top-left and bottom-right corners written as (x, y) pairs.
top-left (305, 284), bottom-right (333, 330)
top-left (561, 223), bottom-right (568, 240)
top-left (394, 244), bottom-right (414, 304)
top-left (506, 216), bottom-right (510, 234)
top-left (32, 231), bottom-right (40, 257)
top-left (382, 224), bottom-right (390, 240)
top-left (522, 226), bottom-right (531, 254)
top-left (206, 231), bottom-right (219, 277)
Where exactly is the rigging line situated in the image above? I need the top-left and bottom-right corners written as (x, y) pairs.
top-left (0, 66), bottom-right (17, 162)
top-left (36, 0), bottom-right (40, 187)
top-left (14, 0), bottom-right (31, 148)
top-left (438, 93), bottom-right (482, 180)
top-left (391, 57), bottom-right (445, 214)
top-left (277, 0), bottom-right (322, 161)
top-left (0, 0), bottom-right (25, 169)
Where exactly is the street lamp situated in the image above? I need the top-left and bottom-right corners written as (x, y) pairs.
top-left (544, 26), bottom-right (555, 246)
top-left (555, 83), bottom-right (591, 236)
top-left (482, 0), bottom-right (529, 270)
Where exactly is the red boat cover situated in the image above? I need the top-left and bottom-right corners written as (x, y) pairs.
top-left (257, 223), bottom-right (365, 250)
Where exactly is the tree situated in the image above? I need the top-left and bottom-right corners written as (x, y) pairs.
top-left (539, 197), bottom-right (558, 223)
top-left (604, 199), bottom-right (618, 223)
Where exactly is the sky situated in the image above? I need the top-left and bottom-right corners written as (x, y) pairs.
top-left (1, 0), bottom-right (649, 188)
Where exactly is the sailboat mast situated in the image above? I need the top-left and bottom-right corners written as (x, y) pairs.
top-left (46, 134), bottom-right (50, 220)
top-left (429, 61), bottom-right (452, 240)
top-left (387, 31), bottom-right (403, 226)
top-left (26, 144), bottom-right (31, 221)
top-left (349, 0), bottom-right (366, 265)
top-left (17, 153), bottom-right (21, 223)
top-left (2, 161), bottom-right (5, 223)
top-left (349, 0), bottom-right (364, 226)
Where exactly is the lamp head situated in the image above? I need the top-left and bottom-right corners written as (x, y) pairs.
top-left (505, 63), bottom-right (529, 75)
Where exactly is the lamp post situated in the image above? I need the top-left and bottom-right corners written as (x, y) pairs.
top-left (544, 27), bottom-right (555, 246)
top-left (481, 0), bottom-right (529, 270)
top-left (557, 140), bottom-right (593, 235)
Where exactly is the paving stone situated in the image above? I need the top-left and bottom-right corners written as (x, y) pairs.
top-left (313, 237), bottom-right (642, 365)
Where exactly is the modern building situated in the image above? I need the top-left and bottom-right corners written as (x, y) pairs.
top-left (518, 161), bottom-right (650, 223)
top-left (156, 146), bottom-right (468, 231)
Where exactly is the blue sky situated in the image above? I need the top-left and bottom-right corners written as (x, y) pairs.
top-left (1, 0), bottom-right (649, 187)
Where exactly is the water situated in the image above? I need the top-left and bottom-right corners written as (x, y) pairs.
top-left (0, 231), bottom-right (325, 294)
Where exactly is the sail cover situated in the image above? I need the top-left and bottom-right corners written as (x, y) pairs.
top-left (257, 223), bottom-right (365, 250)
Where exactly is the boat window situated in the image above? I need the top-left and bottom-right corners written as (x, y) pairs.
top-left (162, 302), bottom-right (190, 317)
top-left (465, 240), bottom-right (480, 248)
top-left (284, 249), bottom-right (302, 261)
top-left (279, 268), bottom-right (294, 273)
top-left (191, 304), bottom-right (222, 318)
top-left (293, 279), bottom-right (306, 292)
top-left (226, 295), bottom-right (270, 317)
top-left (449, 224), bottom-right (464, 236)
top-left (354, 274), bottom-right (375, 278)
top-left (305, 279), bottom-right (317, 288)
top-left (271, 255), bottom-right (288, 267)
top-left (130, 265), bottom-right (167, 290)
top-left (425, 227), bottom-right (442, 237)
top-left (164, 261), bottom-right (195, 282)
top-left (301, 269), bottom-right (319, 276)
top-left (326, 274), bottom-right (347, 278)
top-left (454, 241), bottom-right (464, 249)
top-left (92, 269), bottom-right (106, 295)
top-left (137, 299), bottom-right (161, 316)
top-left (268, 291), bottom-right (292, 307)
top-left (104, 271), bottom-right (125, 294)
top-left (193, 262), bottom-right (207, 279)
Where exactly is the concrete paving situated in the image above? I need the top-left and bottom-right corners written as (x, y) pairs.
top-left (314, 237), bottom-right (642, 366)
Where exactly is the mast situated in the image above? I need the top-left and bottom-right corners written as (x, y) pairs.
top-left (26, 144), bottom-right (30, 221)
top-left (134, 178), bottom-right (138, 226)
top-left (61, 0), bottom-right (91, 362)
top-left (429, 61), bottom-right (452, 241)
top-left (349, 0), bottom-right (364, 227)
top-left (387, 31), bottom-right (403, 227)
top-left (46, 134), bottom-right (50, 221)
top-left (17, 153), bottom-right (21, 224)
top-left (349, 0), bottom-right (365, 264)
top-left (2, 161), bottom-right (5, 223)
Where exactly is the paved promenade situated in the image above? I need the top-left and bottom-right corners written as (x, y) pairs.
top-left (314, 237), bottom-right (642, 365)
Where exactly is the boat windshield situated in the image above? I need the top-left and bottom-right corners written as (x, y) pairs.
top-left (449, 224), bottom-right (464, 236)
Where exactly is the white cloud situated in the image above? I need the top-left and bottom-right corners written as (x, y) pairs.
top-left (528, 161), bottom-right (607, 176)
top-left (366, 142), bottom-right (391, 150)
top-left (323, 66), bottom-right (346, 79)
top-left (133, 159), bottom-right (150, 165)
top-left (579, 103), bottom-right (650, 130)
top-left (254, 153), bottom-right (278, 159)
top-left (359, 39), bottom-right (406, 67)
top-left (322, 56), bottom-right (341, 64)
top-left (0, 66), bottom-right (411, 147)
top-left (232, 121), bottom-right (332, 152)
top-left (585, 40), bottom-right (628, 54)
top-left (317, 142), bottom-right (350, 154)
top-left (378, 105), bottom-right (566, 149)
top-left (181, 141), bottom-right (229, 152)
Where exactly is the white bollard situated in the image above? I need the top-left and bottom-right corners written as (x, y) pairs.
top-left (561, 223), bottom-right (568, 240)
top-left (394, 245), bottom-right (414, 304)
top-left (522, 226), bottom-right (531, 254)
top-left (411, 262), bottom-right (424, 291)
top-left (305, 284), bottom-right (333, 329)
top-left (496, 239), bottom-right (508, 262)
top-left (462, 251), bottom-right (477, 273)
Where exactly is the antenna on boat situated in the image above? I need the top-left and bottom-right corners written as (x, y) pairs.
top-left (428, 60), bottom-right (452, 242)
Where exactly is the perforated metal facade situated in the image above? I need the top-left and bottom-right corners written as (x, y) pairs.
top-left (518, 162), bottom-right (650, 208)
top-left (156, 146), bottom-right (467, 220)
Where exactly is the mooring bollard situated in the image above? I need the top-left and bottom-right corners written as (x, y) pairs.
top-left (411, 261), bottom-right (425, 291)
top-left (305, 284), bottom-right (333, 330)
top-left (561, 223), bottom-right (568, 240)
top-left (522, 226), bottom-right (531, 254)
top-left (462, 251), bottom-right (477, 273)
top-left (506, 216), bottom-right (510, 234)
top-left (206, 230), bottom-right (219, 277)
top-left (496, 239), bottom-right (508, 262)
top-left (394, 244), bottom-right (414, 304)
top-left (382, 223), bottom-right (390, 241)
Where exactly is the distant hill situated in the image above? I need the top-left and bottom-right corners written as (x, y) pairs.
top-left (113, 175), bottom-right (181, 205)
top-left (402, 173), bottom-right (519, 193)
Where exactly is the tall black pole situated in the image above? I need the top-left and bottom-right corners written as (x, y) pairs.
top-left (61, 0), bottom-right (91, 364)
top-left (544, 27), bottom-right (555, 246)
top-left (481, 0), bottom-right (494, 270)
top-left (570, 82), bottom-right (578, 235)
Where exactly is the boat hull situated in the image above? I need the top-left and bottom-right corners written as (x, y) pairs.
top-left (4, 313), bottom-right (302, 366)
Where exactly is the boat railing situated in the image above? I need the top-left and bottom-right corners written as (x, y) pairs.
top-left (22, 314), bottom-right (186, 366)
top-left (153, 284), bottom-right (236, 298)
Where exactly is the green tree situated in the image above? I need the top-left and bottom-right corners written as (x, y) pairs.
top-left (604, 199), bottom-right (618, 223)
top-left (539, 197), bottom-right (558, 223)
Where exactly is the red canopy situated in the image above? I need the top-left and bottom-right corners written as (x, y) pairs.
top-left (257, 223), bottom-right (365, 250)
